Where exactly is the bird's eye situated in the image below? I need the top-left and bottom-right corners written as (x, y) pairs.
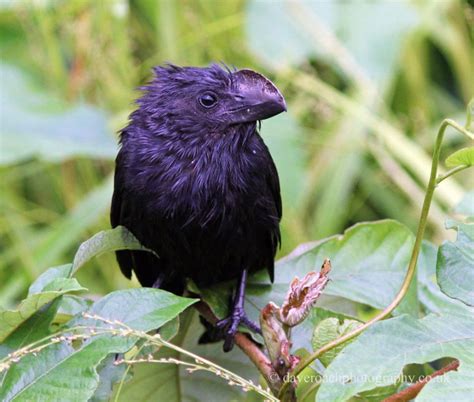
top-left (199, 92), bottom-right (218, 108)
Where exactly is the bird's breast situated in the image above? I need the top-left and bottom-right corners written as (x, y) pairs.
top-left (142, 136), bottom-right (268, 227)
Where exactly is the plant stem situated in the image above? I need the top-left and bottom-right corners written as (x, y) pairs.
top-left (278, 118), bottom-right (471, 400)
top-left (437, 165), bottom-right (470, 184)
top-left (194, 301), bottom-right (282, 393)
top-left (383, 359), bottom-right (459, 402)
top-left (444, 118), bottom-right (474, 139)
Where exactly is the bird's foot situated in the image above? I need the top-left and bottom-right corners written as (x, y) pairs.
top-left (216, 307), bottom-right (261, 352)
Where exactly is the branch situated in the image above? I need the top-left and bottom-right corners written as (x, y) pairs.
top-left (436, 165), bottom-right (470, 184)
top-left (193, 301), bottom-right (282, 394)
top-left (383, 360), bottom-right (460, 402)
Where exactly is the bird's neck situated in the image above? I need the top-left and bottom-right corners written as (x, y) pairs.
top-left (147, 121), bottom-right (258, 159)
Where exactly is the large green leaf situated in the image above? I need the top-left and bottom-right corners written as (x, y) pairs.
top-left (0, 277), bottom-right (85, 342)
top-left (31, 226), bottom-right (148, 285)
top-left (0, 289), bottom-right (197, 402)
top-left (69, 226), bottom-right (150, 276)
top-left (0, 64), bottom-right (117, 165)
top-left (316, 309), bottom-right (474, 401)
top-left (417, 241), bottom-right (468, 314)
top-left (28, 264), bottom-right (72, 295)
top-left (70, 288), bottom-right (196, 332)
top-left (245, 0), bottom-right (419, 81)
top-left (0, 298), bottom-right (63, 359)
top-left (198, 220), bottom-right (419, 351)
top-left (0, 340), bottom-right (129, 402)
top-left (1, 266), bottom-right (84, 359)
top-left (91, 355), bottom-right (128, 402)
top-left (437, 222), bottom-right (474, 306)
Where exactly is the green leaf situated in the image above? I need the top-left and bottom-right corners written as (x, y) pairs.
top-left (0, 298), bottom-right (62, 359)
top-left (445, 147), bottom-right (474, 168)
top-left (30, 226), bottom-right (149, 286)
top-left (71, 288), bottom-right (196, 332)
top-left (245, 0), bottom-right (419, 81)
top-left (158, 316), bottom-right (180, 341)
top-left (28, 264), bottom-right (71, 294)
top-left (437, 223), bottom-right (474, 306)
top-left (311, 318), bottom-right (361, 367)
top-left (91, 312), bottom-right (181, 401)
top-left (1, 338), bottom-right (130, 402)
top-left (316, 310), bottom-right (474, 401)
top-left (0, 289), bottom-right (196, 402)
top-left (0, 64), bottom-right (117, 165)
top-left (309, 221), bottom-right (415, 313)
top-left (306, 305), bottom-right (358, 329)
top-left (1, 265), bottom-right (88, 353)
top-left (70, 226), bottom-right (151, 276)
top-left (0, 278), bottom-right (85, 342)
top-left (91, 355), bottom-right (128, 402)
top-left (418, 241), bottom-right (468, 314)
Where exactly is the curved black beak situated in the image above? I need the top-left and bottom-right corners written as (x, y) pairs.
top-left (227, 69), bottom-right (286, 124)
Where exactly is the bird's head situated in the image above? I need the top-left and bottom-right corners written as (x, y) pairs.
top-left (134, 64), bottom-right (286, 135)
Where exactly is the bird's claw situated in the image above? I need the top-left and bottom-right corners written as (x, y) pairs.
top-left (216, 308), bottom-right (261, 352)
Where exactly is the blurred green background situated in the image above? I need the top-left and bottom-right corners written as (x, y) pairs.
top-left (0, 0), bottom-right (472, 308)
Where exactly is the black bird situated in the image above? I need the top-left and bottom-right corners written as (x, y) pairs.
top-left (111, 64), bottom-right (286, 351)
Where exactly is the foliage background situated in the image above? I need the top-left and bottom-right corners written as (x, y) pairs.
top-left (0, 1), bottom-right (473, 401)
top-left (0, 0), bottom-right (472, 325)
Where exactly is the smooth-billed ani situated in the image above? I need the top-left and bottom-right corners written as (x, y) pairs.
top-left (111, 64), bottom-right (286, 351)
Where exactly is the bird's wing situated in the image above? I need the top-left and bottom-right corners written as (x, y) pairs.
top-left (110, 149), bottom-right (124, 230)
top-left (265, 156), bottom-right (282, 283)
top-left (111, 149), bottom-right (162, 287)
top-left (268, 157), bottom-right (282, 222)
top-left (111, 149), bottom-right (134, 280)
